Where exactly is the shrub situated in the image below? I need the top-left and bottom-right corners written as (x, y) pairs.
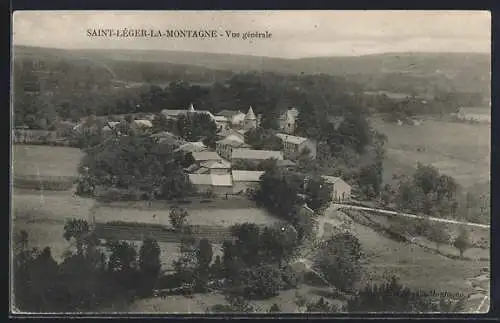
top-left (237, 264), bottom-right (284, 300)
top-left (281, 265), bottom-right (302, 290)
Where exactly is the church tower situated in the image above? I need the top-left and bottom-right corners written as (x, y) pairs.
top-left (243, 106), bottom-right (257, 130)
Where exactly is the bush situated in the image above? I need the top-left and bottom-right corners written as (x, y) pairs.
top-left (237, 264), bottom-right (284, 300)
top-left (281, 265), bottom-right (302, 290)
top-left (14, 176), bottom-right (74, 191)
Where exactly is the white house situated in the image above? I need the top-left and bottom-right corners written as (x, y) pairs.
top-left (278, 107), bottom-right (299, 134)
top-left (322, 176), bottom-right (351, 202)
top-left (455, 107), bottom-right (491, 124)
top-left (130, 119), bottom-right (153, 133)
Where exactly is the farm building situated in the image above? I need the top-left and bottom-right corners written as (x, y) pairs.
top-left (322, 176), bottom-right (351, 202)
top-left (455, 107), bottom-right (491, 124)
top-left (191, 151), bottom-right (223, 165)
top-left (231, 148), bottom-right (283, 163)
top-left (232, 170), bottom-right (265, 194)
top-left (276, 133), bottom-right (317, 160)
top-left (188, 173), bottom-right (233, 196)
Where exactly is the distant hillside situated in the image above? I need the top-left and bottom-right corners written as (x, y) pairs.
top-left (13, 45), bottom-right (490, 94)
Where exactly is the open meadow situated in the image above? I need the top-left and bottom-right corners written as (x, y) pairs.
top-left (13, 145), bottom-right (83, 177)
top-left (370, 119), bottom-right (490, 190)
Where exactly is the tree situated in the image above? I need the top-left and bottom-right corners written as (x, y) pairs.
top-left (194, 239), bottom-right (213, 291)
top-left (244, 128), bottom-right (282, 151)
top-left (427, 223), bottom-right (451, 251)
top-left (305, 176), bottom-right (332, 212)
top-left (237, 264), bottom-right (284, 299)
top-left (138, 238), bottom-right (162, 296)
top-left (305, 297), bottom-right (339, 312)
top-left (63, 219), bottom-right (90, 255)
top-left (169, 206), bottom-right (189, 231)
top-left (347, 275), bottom-right (437, 312)
top-left (453, 229), bottom-right (471, 259)
top-left (314, 232), bottom-right (362, 292)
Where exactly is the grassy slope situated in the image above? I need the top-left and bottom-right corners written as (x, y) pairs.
top-left (371, 118), bottom-right (491, 190)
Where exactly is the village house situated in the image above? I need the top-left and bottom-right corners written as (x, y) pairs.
top-left (278, 107), bottom-right (299, 134)
top-left (232, 170), bottom-right (265, 194)
top-left (216, 137), bottom-right (250, 160)
top-left (191, 151), bottom-right (223, 166)
top-left (231, 148), bottom-right (283, 164)
top-left (454, 107), bottom-right (491, 124)
top-left (216, 110), bottom-right (246, 128)
top-left (213, 115), bottom-right (230, 131)
top-left (276, 133), bottom-right (317, 160)
top-left (199, 160), bottom-right (232, 175)
top-left (321, 176), bottom-right (352, 202)
top-left (188, 173), bottom-right (233, 196)
top-left (161, 103), bottom-right (216, 122)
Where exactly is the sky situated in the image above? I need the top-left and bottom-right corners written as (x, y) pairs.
top-left (12, 11), bottom-right (491, 58)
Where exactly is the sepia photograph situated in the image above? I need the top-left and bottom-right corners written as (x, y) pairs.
top-left (11, 10), bottom-right (491, 314)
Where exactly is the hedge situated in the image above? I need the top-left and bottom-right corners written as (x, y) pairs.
top-left (13, 176), bottom-right (74, 191)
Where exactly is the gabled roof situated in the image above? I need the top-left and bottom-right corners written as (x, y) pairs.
top-left (201, 160), bottom-right (231, 169)
top-left (276, 133), bottom-right (309, 145)
top-left (161, 109), bottom-right (188, 117)
top-left (232, 170), bottom-right (265, 182)
top-left (192, 151), bottom-right (221, 161)
top-left (176, 141), bottom-right (207, 153)
top-left (322, 175), bottom-right (350, 187)
top-left (232, 149), bottom-right (283, 160)
top-left (214, 116), bottom-right (229, 122)
top-left (217, 110), bottom-right (245, 118)
top-left (188, 174), bottom-right (232, 186)
top-left (132, 119), bottom-right (153, 128)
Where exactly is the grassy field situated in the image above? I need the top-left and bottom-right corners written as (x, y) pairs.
top-left (370, 119), bottom-right (490, 190)
top-left (350, 215), bottom-right (489, 296)
top-left (93, 203), bottom-right (281, 227)
top-left (13, 145), bottom-right (83, 177)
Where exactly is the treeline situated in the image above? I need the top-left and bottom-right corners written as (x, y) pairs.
top-left (380, 163), bottom-right (490, 225)
top-left (13, 213), bottom-right (468, 313)
top-left (76, 135), bottom-right (193, 200)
